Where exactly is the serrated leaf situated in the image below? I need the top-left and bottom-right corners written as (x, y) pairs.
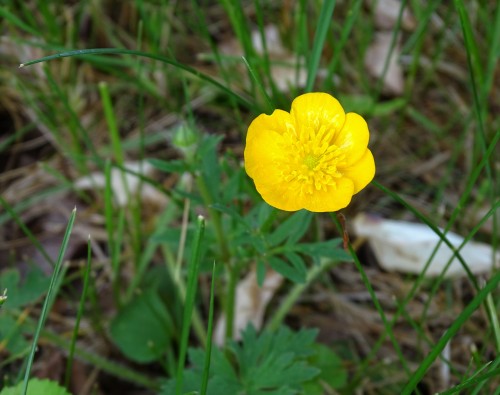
top-left (254, 358), bottom-right (320, 390)
top-left (161, 347), bottom-right (241, 395)
top-left (110, 290), bottom-right (171, 363)
top-left (0, 378), bottom-right (71, 395)
top-left (268, 211), bottom-right (312, 247)
top-left (231, 325), bottom-right (320, 392)
top-left (163, 325), bottom-right (320, 395)
top-left (0, 267), bottom-right (50, 309)
top-left (268, 256), bottom-right (305, 284)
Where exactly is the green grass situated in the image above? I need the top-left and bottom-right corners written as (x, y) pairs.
top-left (0, 1), bottom-right (499, 394)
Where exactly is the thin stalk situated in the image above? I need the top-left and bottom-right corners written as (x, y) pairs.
top-left (305, 0), bottom-right (336, 92)
top-left (330, 213), bottom-right (413, 380)
top-left (224, 262), bottom-right (239, 342)
top-left (20, 48), bottom-right (258, 112)
top-left (175, 216), bottom-right (205, 395)
top-left (22, 208), bottom-right (76, 395)
top-left (195, 173), bottom-right (230, 262)
top-left (266, 258), bottom-right (336, 331)
top-left (200, 262), bottom-right (217, 395)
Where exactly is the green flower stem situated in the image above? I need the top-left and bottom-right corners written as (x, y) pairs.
top-left (330, 213), bottom-right (412, 379)
top-left (224, 262), bottom-right (240, 342)
top-left (266, 258), bottom-right (334, 332)
top-left (195, 174), bottom-right (230, 262)
top-left (194, 172), bottom-right (236, 342)
top-left (161, 241), bottom-right (207, 347)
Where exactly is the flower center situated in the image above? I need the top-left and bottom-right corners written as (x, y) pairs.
top-left (278, 124), bottom-right (345, 195)
top-left (303, 154), bottom-right (319, 170)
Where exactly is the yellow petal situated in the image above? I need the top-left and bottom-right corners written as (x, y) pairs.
top-left (244, 110), bottom-right (293, 180)
top-left (253, 182), bottom-right (304, 211)
top-left (302, 177), bottom-right (354, 212)
top-left (340, 149), bottom-right (375, 194)
top-left (244, 131), bottom-right (284, 181)
top-left (290, 93), bottom-right (346, 138)
top-left (254, 177), bottom-right (354, 212)
top-left (335, 112), bottom-right (370, 165)
top-left (247, 109), bottom-right (295, 140)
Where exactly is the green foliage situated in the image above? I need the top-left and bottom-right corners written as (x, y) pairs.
top-left (110, 289), bottom-right (172, 363)
top-left (160, 325), bottom-right (346, 395)
top-left (0, 267), bottom-right (50, 309)
top-left (0, 378), bottom-right (71, 395)
top-left (309, 344), bottom-right (348, 390)
top-left (0, 315), bottom-right (29, 355)
top-left (0, 268), bottom-right (50, 354)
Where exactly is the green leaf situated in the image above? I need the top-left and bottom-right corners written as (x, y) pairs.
top-left (0, 315), bottom-right (30, 355)
top-left (162, 325), bottom-right (320, 395)
top-left (210, 203), bottom-right (246, 226)
top-left (293, 240), bottom-right (352, 263)
top-left (268, 256), bottom-right (306, 284)
top-left (310, 344), bottom-right (347, 389)
top-left (268, 211), bottom-right (312, 247)
top-left (198, 135), bottom-right (223, 201)
top-left (110, 290), bottom-right (171, 363)
top-left (161, 347), bottom-right (241, 395)
top-left (340, 94), bottom-right (406, 117)
top-left (256, 259), bottom-right (266, 287)
top-left (255, 202), bottom-right (274, 229)
top-left (283, 252), bottom-right (307, 281)
top-left (0, 267), bottom-right (50, 309)
top-left (148, 158), bottom-right (189, 173)
top-left (231, 325), bottom-right (320, 392)
top-left (0, 378), bottom-right (71, 395)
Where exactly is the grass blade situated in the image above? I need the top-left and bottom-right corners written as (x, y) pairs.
top-left (19, 48), bottom-right (259, 112)
top-left (305, 0), bottom-right (336, 92)
top-left (22, 207), bottom-right (77, 395)
top-left (401, 271), bottom-right (500, 394)
top-left (175, 215), bottom-right (205, 395)
top-left (200, 262), bottom-right (216, 395)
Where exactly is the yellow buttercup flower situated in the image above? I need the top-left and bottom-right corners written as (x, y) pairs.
top-left (244, 92), bottom-right (375, 212)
